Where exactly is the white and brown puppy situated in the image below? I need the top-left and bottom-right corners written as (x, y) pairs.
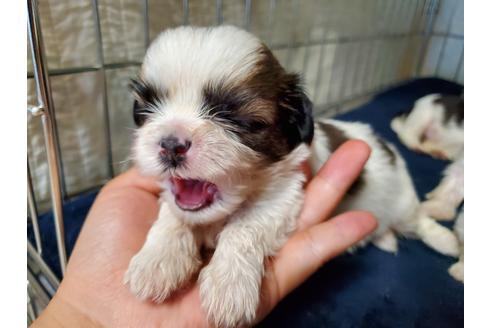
top-left (124, 26), bottom-right (459, 327)
top-left (391, 93), bottom-right (464, 160)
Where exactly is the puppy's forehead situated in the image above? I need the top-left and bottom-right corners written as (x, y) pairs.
top-left (141, 26), bottom-right (262, 95)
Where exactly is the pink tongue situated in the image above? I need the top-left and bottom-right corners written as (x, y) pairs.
top-left (170, 178), bottom-right (218, 210)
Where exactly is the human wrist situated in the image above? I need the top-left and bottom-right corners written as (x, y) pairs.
top-left (31, 293), bottom-right (101, 328)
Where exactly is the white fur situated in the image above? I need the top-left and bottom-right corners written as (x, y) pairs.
top-left (142, 26), bottom-right (261, 104)
top-left (126, 26), bottom-right (312, 327)
top-left (391, 94), bottom-right (464, 160)
top-left (313, 119), bottom-right (459, 256)
top-left (421, 154), bottom-right (464, 282)
top-left (125, 26), bottom-right (460, 327)
top-left (199, 145), bottom-right (309, 327)
top-left (124, 202), bottom-right (201, 302)
top-left (449, 210), bottom-right (464, 282)
top-left (422, 152), bottom-right (464, 220)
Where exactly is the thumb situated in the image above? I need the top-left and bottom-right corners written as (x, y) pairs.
top-left (271, 211), bottom-right (377, 303)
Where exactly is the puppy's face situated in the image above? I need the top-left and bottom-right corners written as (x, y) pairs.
top-left (132, 26), bottom-right (313, 225)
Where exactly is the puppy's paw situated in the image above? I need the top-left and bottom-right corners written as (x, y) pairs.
top-left (427, 229), bottom-right (460, 257)
top-left (347, 237), bottom-right (370, 253)
top-left (390, 116), bottom-right (404, 134)
top-left (372, 231), bottom-right (398, 254)
top-left (422, 199), bottom-right (456, 221)
top-left (449, 261), bottom-right (464, 282)
top-left (430, 149), bottom-right (450, 160)
top-left (417, 217), bottom-right (460, 257)
top-left (124, 246), bottom-right (200, 303)
top-left (199, 261), bottom-right (260, 327)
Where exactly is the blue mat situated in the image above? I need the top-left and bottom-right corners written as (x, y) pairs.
top-left (29, 78), bottom-right (464, 327)
top-left (28, 190), bottom-right (98, 277)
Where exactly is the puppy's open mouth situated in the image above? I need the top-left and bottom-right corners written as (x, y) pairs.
top-left (169, 177), bottom-right (220, 211)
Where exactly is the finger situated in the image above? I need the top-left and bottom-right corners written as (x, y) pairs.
top-left (273, 211), bottom-right (377, 301)
top-left (297, 140), bottom-right (371, 230)
top-left (102, 167), bottom-right (162, 196)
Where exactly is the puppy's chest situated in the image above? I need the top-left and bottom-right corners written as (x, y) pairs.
top-left (194, 220), bottom-right (226, 250)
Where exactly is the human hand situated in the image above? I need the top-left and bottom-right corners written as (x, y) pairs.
top-left (32, 140), bottom-right (376, 327)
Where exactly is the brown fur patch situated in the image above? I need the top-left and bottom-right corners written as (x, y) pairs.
top-left (201, 44), bottom-right (313, 162)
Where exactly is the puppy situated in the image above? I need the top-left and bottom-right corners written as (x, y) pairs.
top-left (124, 26), bottom-right (459, 327)
top-left (422, 151), bottom-right (464, 220)
top-left (421, 154), bottom-right (464, 282)
top-left (391, 93), bottom-right (464, 160)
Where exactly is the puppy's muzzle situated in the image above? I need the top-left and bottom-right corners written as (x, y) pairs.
top-left (159, 135), bottom-right (191, 167)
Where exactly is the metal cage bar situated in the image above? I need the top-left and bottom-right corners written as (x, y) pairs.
top-left (325, 40), bottom-right (341, 109)
top-left (454, 46), bottom-right (464, 81)
top-left (435, 0), bottom-right (461, 76)
top-left (183, 0), bottom-right (189, 25)
top-left (27, 291), bottom-right (37, 325)
top-left (216, 0), bottom-right (223, 25)
top-left (312, 28), bottom-right (329, 103)
top-left (27, 274), bottom-right (49, 321)
top-left (265, 0), bottom-right (277, 46)
top-left (28, 248), bottom-right (57, 315)
top-left (27, 160), bottom-right (42, 255)
top-left (244, 0), bottom-right (252, 30)
top-left (143, 0), bottom-right (150, 48)
top-left (27, 239), bottom-right (61, 321)
top-left (27, 0), bottom-right (67, 275)
top-left (284, 0), bottom-right (300, 69)
top-left (92, 0), bottom-right (115, 179)
top-left (416, 0), bottom-right (440, 75)
top-left (28, 241), bottom-right (60, 291)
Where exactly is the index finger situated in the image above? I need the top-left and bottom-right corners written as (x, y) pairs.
top-left (297, 140), bottom-right (371, 230)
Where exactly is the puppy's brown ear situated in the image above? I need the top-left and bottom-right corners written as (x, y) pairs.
top-left (278, 73), bottom-right (314, 149)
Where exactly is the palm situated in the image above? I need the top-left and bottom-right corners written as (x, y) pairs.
top-left (50, 141), bottom-right (375, 327)
top-left (60, 180), bottom-right (210, 327)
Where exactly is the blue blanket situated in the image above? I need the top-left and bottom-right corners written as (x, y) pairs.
top-left (29, 78), bottom-right (464, 327)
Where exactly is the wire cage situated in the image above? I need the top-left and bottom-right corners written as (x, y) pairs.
top-left (26, 0), bottom-right (463, 322)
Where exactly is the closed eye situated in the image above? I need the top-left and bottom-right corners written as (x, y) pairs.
top-left (202, 82), bottom-right (267, 131)
top-left (233, 118), bottom-right (268, 131)
top-left (207, 108), bottom-right (268, 133)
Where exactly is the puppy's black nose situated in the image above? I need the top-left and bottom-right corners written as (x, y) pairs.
top-left (159, 136), bottom-right (191, 165)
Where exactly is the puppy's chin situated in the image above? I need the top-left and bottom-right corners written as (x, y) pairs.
top-left (162, 177), bottom-right (249, 225)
